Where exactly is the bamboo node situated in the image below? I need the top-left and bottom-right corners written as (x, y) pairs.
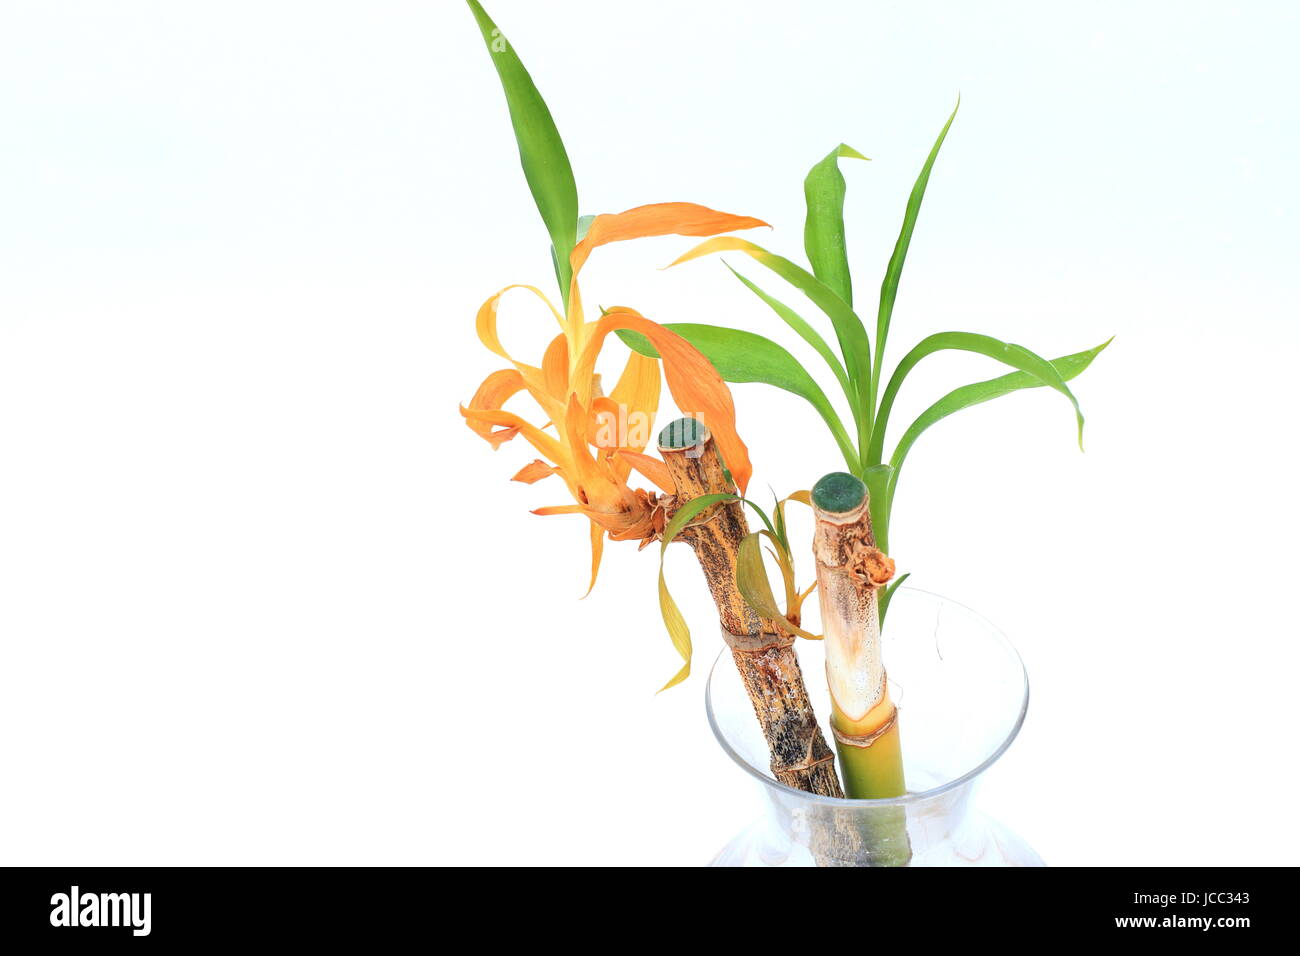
top-left (832, 707), bottom-right (898, 749)
top-left (721, 626), bottom-right (796, 654)
top-left (778, 751), bottom-right (838, 774)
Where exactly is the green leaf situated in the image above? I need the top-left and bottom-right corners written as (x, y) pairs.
top-left (736, 532), bottom-right (821, 641)
top-left (736, 532), bottom-right (785, 622)
top-left (739, 249), bottom-right (873, 438)
top-left (885, 338), bottom-right (1113, 517)
top-left (672, 238), bottom-right (873, 452)
top-left (861, 463), bottom-right (894, 555)
top-left (878, 572), bottom-right (910, 627)
top-left (872, 99), bottom-right (959, 399)
top-left (804, 144), bottom-right (868, 307)
top-left (467, 1), bottom-right (579, 309)
top-left (655, 492), bottom-right (736, 691)
top-left (870, 331), bottom-right (1089, 467)
top-left (739, 496), bottom-right (780, 542)
top-left (617, 324), bottom-right (860, 473)
top-left (773, 489), bottom-right (812, 556)
top-left (771, 491), bottom-right (789, 552)
top-left (663, 492), bottom-right (735, 545)
top-left (721, 261), bottom-right (851, 401)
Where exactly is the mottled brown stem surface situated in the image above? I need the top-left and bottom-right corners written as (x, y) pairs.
top-left (659, 432), bottom-right (843, 798)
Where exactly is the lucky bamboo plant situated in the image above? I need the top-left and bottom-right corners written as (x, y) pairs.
top-left (460, 1), bottom-right (843, 798)
top-left (461, 0), bottom-right (1109, 853)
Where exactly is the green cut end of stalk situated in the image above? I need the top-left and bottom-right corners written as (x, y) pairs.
top-left (657, 417), bottom-right (707, 450)
top-left (812, 471), bottom-right (866, 514)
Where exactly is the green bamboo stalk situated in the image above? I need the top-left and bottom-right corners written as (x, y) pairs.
top-left (811, 471), bottom-right (911, 865)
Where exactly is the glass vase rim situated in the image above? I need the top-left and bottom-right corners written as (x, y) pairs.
top-left (704, 585), bottom-right (1030, 809)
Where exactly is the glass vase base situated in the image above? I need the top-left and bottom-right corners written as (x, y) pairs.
top-left (705, 588), bottom-right (1045, 868)
top-left (709, 812), bottom-right (1045, 867)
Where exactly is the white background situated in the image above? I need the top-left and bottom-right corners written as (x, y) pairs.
top-left (1, 0), bottom-right (1297, 866)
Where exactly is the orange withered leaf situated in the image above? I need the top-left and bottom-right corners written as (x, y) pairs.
top-left (463, 202), bottom-right (764, 588)
top-left (512, 460), bottom-right (557, 484)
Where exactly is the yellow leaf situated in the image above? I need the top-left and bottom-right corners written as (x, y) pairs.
top-left (666, 235), bottom-right (767, 269)
top-left (541, 333), bottom-right (569, 400)
top-left (475, 286), bottom-right (569, 424)
top-left (475, 284), bottom-right (565, 360)
top-left (656, 567), bottom-right (692, 692)
top-left (737, 532), bottom-right (822, 641)
top-left (652, 492), bottom-right (736, 691)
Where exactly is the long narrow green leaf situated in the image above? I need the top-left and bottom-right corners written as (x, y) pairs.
top-left (878, 572), bottom-right (910, 626)
top-left (655, 492), bottom-right (737, 691)
top-left (869, 331), bottom-right (1088, 467)
top-left (804, 144), bottom-right (869, 307)
top-left (861, 463), bottom-right (894, 555)
top-left (872, 99), bottom-right (960, 405)
top-left (736, 532), bottom-right (821, 641)
top-left (670, 237), bottom-right (873, 452)
top-left (722, 261), bottom-right (851, 401)
top-left (467, 1), bottom-right (579, 309)
top-left (738, 497), bottom-right (780, 542)
top-left (773, 489), bottom-right (812, 557)
top-left (617, 324), bottom-right (860, 473)
top-left (771, 491), bottom-right (789, 551)
top-left (885, 338), bottom-right (1113, 519)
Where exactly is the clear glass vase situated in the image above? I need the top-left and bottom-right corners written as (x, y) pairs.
top-left (706, 587), bottom-right (1044, 867)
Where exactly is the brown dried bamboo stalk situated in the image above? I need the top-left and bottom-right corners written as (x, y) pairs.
top-left (657, 419), bottom-right (843, 798)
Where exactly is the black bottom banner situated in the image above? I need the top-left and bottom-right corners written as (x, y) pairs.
top-left (0, 866), bottom-right (1282, 944)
